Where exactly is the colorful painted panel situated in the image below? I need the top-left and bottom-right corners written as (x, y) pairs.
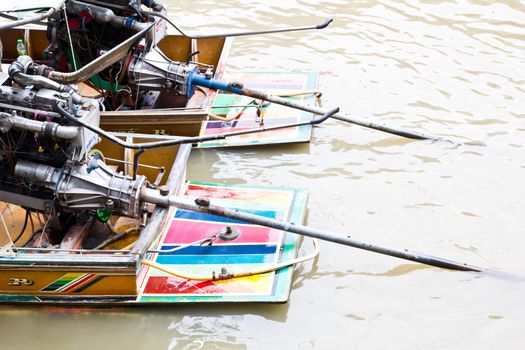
top-left (198, 72), bottom-right (318, 148)
top-left (138, 182), bottom-right (308, 303)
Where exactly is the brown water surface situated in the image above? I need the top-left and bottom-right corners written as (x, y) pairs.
top-left (1, 0), bottom-right (525, 349)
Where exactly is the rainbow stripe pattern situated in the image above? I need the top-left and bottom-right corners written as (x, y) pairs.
top-left (41, 273), bottom-right (102, 293)
top-left (138, 181), bottom-right (308, 303)
top-left (199, 72), bottom-right (318, 148)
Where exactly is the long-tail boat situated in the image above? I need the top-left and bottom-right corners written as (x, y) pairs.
top-left (0, 1), bottom-right (486, 305)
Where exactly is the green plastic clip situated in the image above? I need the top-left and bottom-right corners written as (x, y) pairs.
top-left (96, 209), bottom-right (112, 223)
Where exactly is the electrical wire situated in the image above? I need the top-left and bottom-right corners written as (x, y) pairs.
top-left (12, 209), bottom-right (29, 244)
top-left (141, 237), bottom-right (320, 281)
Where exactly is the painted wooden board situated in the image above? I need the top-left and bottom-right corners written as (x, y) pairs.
top-left (198, 72), bottom-right (318, 148)
top-left (137, 181), bottom-right (308, 303)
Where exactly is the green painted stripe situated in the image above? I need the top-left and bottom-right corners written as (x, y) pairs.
top-left (55, 274), bottom-right (89, 292)
top-left (41, 274), bottom-right (85, 292)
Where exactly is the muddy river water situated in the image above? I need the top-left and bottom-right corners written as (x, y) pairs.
top-left (1, 0), bottom-right (525, 349)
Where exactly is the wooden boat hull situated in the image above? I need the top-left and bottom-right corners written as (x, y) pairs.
top-left (0, 270), bottom-right (137, 302)
top-left (0, 181), bottom-right (308, 305)
top-left (0, 23), bottom-right (312, 306)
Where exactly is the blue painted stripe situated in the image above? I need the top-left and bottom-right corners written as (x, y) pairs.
top-left (174, 209), bottom-right (277, 224)
top-left (158, 244), bottom-right (277, 256)
top-left (156, 254), bottom-right (275, 265)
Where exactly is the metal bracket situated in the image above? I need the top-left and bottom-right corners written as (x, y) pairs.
top-left (0, 190), bottom-right (52, 211)
top-left (0, 244), bottom-right (17, 256)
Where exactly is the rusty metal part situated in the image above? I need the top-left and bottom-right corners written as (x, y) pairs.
top-left (59, 216), bottom-right (96, 251)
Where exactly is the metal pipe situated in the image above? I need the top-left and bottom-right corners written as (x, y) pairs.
top-left (0, 1), bottom-right (66, 31)
top-left (0, 113), bottom-right (80, 139)
top-left (68, 0), bottom-right (149, 32)
top-left (140, 189), bottom-right (485, 273)
top-left (11, 73), bottom-right (84, 104)
top-left (8, 56), bottom-right (84, 104)
top-left (12, 72), bottom-right (64, 91)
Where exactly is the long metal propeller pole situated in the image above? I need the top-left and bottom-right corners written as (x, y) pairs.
top-left (190, 75), bottom-right (444, 141)
top-left (147, 11), bottom-right (333, 39)
top-left (141, 189), bottom-right (484, 272)
top-left (58, 104), bottom-right (339, 150)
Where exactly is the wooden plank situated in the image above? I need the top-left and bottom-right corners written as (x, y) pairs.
top-left (59, 216), bottom-right (96, 251)
top-left (25, 230), bottom-right (52, 249)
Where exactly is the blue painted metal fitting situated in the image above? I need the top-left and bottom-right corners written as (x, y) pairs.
top-left (124, 17), bottom-right (135, 29)
top-left (184, 66), bottom-right (201, 97)
top-left (189, 74), bottom-right (244, 95)
top-left (86, 157), bottom-right (99, 174)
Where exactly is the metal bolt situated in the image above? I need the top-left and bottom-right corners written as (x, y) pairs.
top-left (43, 203), bottom-right (53, 216)
top-left (195, 197), bottom-right (210, 207)
top-left (218, 225), bottom-right (240, 241)
top-left (159, 185), bottom-right (170, 196)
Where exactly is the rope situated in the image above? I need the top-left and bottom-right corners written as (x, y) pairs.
top-left (273, 90), bottom-right (323, 98)
top-left (93, 226), bottom-right (140, 250)
top-left (141, 237), bottom-right (320, 281)
top-left (63, 5), bottom-right (78, 71)
top-left (0, 207), bottom-right (15, 248)
top-left (208, 90), bottom-right (323, 122)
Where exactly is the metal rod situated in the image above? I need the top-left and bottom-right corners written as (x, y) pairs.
top-left (191, 75), bottom-right (445, 141)
top-left (0, 102), bottom-right (61, 119)
top-left (0, 1), bottom-right (66, 31)
top-left (147, 11), bottom-right (333, 39)
top-left (57, 104), bottom-right (339, 150)
top-left (141, 189), bottom-right (484, 272)
top-left (13, 247), bottom-right (129, 253)
top-left (104, 157), bottom-right (163, 170)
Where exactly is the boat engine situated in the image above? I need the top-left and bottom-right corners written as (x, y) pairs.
top-left (45, 0), bottom-right (167, 71)
top-left (0, 56), bottom-right (151, 245)
top-left (42, 0), bottom-right (207, 110)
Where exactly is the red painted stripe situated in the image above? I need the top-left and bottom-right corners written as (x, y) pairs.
top-left (60, 274), bottom-right (96, 293)
top-left (204, 127), bottom-right (251, 135)
top-left (144, 276), bottom-right (228, 294)
top-left (185, 184), bottom-right (283, 200)
top-left (164, 220), bottom-right (282, 244)
top-left (204, 127), bottom-right (296, 139)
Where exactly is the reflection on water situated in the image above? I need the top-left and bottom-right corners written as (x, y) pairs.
top-left (2, 0), bottom-right (525, 348)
